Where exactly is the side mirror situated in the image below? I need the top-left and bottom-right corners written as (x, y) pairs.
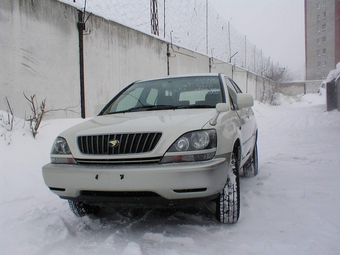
top-left (210, 103), bottom-right (230, 126)
top-left (236, 94), bottom-right (254, 109)
top-left (216, 103), bottom-right (230, 113)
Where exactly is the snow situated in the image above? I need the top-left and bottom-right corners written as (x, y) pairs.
top-left (324, 62), bottom-right (340, 83)
top-left (1, 93), bottom-right (340, 255)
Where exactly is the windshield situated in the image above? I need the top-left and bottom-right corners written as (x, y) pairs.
top-left (101, 76), bottom-right (223, 114)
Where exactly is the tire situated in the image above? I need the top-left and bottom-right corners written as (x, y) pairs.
top-left (216, 152), bottom-right (240, 224)
top-left (68, 200), bottom-right (100, 217)
top-left (243, 143), bottom-right (258, 177)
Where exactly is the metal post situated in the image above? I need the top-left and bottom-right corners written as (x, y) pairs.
top-left (228, 21), bottom-right (231, 62)
top-left (245, 35), bottom-right (247, 69)
top-left (77, 10), bottom-right (86, 119)
top-left (167, 43), bottom-right (170, 76)
top-left (163, 0), bottom-right (165, 38)
top-left (206, 0), bottom-right (208, 55)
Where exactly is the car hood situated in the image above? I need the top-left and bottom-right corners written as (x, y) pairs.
top-left (60, 109), bottom-right (216, 158)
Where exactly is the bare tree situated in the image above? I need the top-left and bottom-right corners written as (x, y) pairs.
top-left (260, 60), bottom-right (293, 104)
top-left (24, 93), bottom-right (46, 139)
top-left (4, 97), bottom-right (15, 131)
top-left (3, 94), bottom-right (79, 140)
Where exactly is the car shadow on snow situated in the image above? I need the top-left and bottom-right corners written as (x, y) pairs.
top-left (79, 202), bottom-right (220, 233)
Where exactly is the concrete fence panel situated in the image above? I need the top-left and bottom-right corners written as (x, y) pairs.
top-left (1, 0), bottom-right (275, 119)
top-left (168, 45), bottom-right (209, 76)
top-left (0, 0), bottom-right (80, 119)
top-left (83, 13), bottom-right (167, 117)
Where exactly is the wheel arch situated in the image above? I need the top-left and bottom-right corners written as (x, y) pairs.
top-left (233, 138), bottom-right (241, 171)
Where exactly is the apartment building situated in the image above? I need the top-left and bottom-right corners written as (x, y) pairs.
top-left (305, 0), bottom-right (340, 80)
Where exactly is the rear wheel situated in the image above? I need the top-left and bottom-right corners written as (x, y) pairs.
top-left (216, 152), bottom-right (240, 224)
top-left (243, 143), bottom-right (258, 177)
top-left (68, 200), bottom-right (100, 217)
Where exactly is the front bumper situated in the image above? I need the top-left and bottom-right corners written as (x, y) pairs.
top-left (42, 155), bottom-right (230, 205)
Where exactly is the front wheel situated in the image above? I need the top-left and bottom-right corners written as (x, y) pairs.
top-left (68, 200), bottom-right (100, 217)
top-left (216, 152), bottom-right (240, 224)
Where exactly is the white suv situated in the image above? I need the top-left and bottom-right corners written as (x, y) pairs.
top-left (42, 73), bottom-right (258, 224)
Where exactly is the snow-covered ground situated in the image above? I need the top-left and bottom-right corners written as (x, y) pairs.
top-left (1, 93), bottom-right (339, 255)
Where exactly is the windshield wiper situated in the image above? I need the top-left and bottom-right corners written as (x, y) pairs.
top-left (106, 105), bottom-right (152, 114)
top-left (148, 105), bottom-right (177, 111)
top-left (108, 105), bottom-right (176, 114)
top-left (146, 105), bottom-right (214, 110)
top-left (175, 105), bottom-right (214, 109)
top-left (107, 104), bottom-right (213, 114)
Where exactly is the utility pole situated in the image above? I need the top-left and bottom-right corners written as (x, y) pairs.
top-left (245, 35), bottom-right (247, 68)
top-left (150, 0), bottom-right (159, 36)
top-left (206, 0), bottom-right (208, 55)
top-left (77, 9), bottom-right (86, 119)
top-left (228, 21), bottom-right (231, 62)
top-left (163, 0), bottom-right (166, 38)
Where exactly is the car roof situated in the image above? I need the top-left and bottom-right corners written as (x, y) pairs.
top-left (135, 73), bottom-right (223, 83)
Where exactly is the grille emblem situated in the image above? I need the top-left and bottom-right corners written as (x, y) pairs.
top-left (108, 139), bottom-right (120, 148)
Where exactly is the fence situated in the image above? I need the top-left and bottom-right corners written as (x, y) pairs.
top-left (61, 0), bottom-right (271, 74)
top-left (1, 0), bottom-right (273, 119)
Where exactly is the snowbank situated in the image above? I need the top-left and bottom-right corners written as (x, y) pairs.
top-left (324, 62), bottom-right (340, 83)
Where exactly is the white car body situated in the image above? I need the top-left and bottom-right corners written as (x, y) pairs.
top-left (42, 73), bottom-right (258, 223)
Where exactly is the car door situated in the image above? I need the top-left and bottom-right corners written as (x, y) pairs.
top-left (224, 77), bottom-right (256, 161)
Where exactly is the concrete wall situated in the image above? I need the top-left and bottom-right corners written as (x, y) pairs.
top-left (245, 72), bottom-right (258, 98)
top-left (209, 58), bottom-right (233, 76)
top-left (83, 14), bottom-right (167, 116)
top-left (168, 45), bottom-right (209, 76)
top-left (279, 80), bottom-right (322, 96)
top-left (279, 82), bottom-right (306, 96)
top-left (1, 0), bottom-right (273, 120)
top-left (0, 0), bottom-right (80, 119)
top-left (306, 80), bottom-right (322, 93)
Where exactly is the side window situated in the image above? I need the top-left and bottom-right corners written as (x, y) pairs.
top-left (224, 78), bottom-right (238, 110)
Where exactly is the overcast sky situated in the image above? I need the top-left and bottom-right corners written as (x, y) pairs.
top-left (209, 0), bottom-right (305, 79)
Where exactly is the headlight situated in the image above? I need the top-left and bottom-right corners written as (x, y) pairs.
top-left (191, 131), bottom-right (210, 149)
top-left (174, 137), bottom-right (190, 151)
top-left (50, 137), bottom-right (76, 164)
top-left (161, 130), bottom-right (217, 163)
top-left (51, 137), bottom-right (71, 154)
top-left (168, 130), bottom-right (216, 152)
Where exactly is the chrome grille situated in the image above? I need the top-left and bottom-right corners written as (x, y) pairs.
top-left (75, 157), bottom-right (161, 164)
top-left (77, 133), bottom-right (162, 155)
